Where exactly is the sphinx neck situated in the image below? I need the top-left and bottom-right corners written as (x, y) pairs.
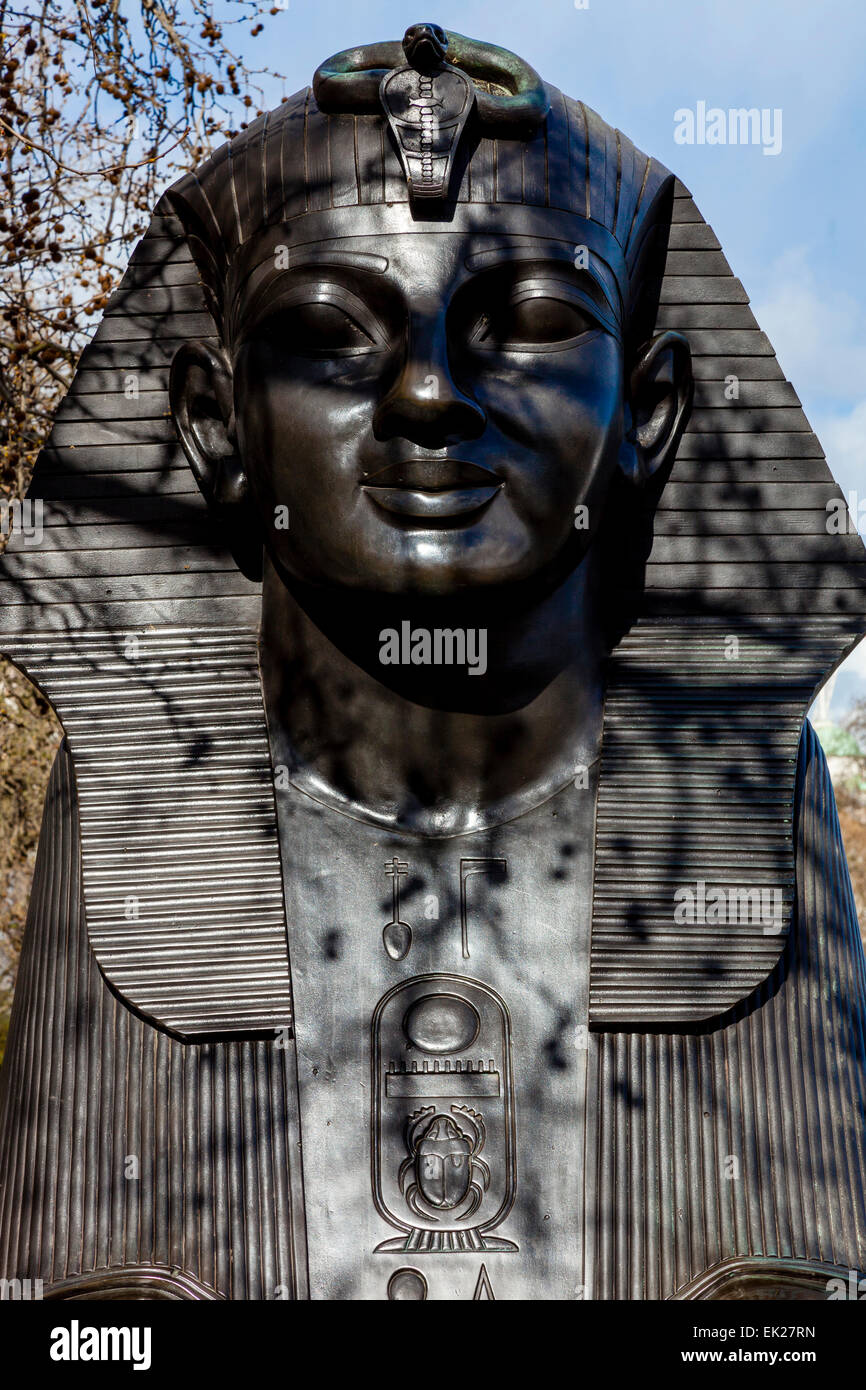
top-left (259, 554), bottom-right (607, 837)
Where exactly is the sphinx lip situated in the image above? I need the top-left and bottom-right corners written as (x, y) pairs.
top-left (362, 458), bottom-right (500, 489)
top-left (360, 458), bottom-right (503, 518)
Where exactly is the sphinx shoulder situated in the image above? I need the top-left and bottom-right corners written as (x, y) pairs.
top-left (793, 718), bottom-right (864, 959)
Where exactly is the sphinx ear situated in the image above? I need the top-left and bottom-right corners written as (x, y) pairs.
top-left (169, 340), bottom-right (263, 581)
top-left (618, 330), bottom-right (693, 483)
top-left (170, 340), bottom-right (240, 503)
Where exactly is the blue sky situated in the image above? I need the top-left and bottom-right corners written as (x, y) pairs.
top-left (231, 0), bottom-right (866, 717)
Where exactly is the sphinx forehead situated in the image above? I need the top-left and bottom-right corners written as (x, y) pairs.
top-left (228, 221), bottom-right (625, 348)
top-left (226, 205), bottom-right (629, 333)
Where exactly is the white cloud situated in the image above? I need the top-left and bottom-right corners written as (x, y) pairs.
top-left (812, 398), bottom-right (866, 502)
top-left (752, 247), bottom-right (866, 403)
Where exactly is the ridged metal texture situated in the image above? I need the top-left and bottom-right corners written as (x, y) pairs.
top-left (0, 106), bottom-right (862, 1031)
top-left (0, 202), bottom-right (246, 633)
top-left (584, 723), bottom-right (866, 1298)
top-left (590, 617), bottom-right (858, 1024)
top-left (588, 182), bottom-right (865, 1023)
top-left (4, 722), bottom-right (862, 1297)
top-left (3, 630), bottom-right (291, 1038)
top-left (0, 741), bottom-right (307, 1296)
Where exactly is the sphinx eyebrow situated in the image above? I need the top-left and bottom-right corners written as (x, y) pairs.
top-left (464, 242), bottom-right (579, 272)
top-left (231, 247), bottom-right (389, 337)
top-left (284, 248), bottom-right (389, 273)
top-left (462, 243), bottom-right (611, 299)
top-left (463, 241), bottom-right (623, 323)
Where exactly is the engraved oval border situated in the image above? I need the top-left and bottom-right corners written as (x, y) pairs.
top-left (371, 972), bottom-right (517, 1240)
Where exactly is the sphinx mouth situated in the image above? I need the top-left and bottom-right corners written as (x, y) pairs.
top-left (361, 458), bottom-right (502, 519)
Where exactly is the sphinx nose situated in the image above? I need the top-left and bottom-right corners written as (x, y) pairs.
top-left (373, 310), bottom-right (486, 448)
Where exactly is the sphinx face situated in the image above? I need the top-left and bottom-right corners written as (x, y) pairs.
top-left (229, 209), bottom-right (628, 599)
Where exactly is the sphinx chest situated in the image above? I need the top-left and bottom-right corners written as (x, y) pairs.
top-left (275, 775), bottom-right (597, 1300)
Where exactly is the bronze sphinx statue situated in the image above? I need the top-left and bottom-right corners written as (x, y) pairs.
top-left (0, 23), bottom-right (865, 1300)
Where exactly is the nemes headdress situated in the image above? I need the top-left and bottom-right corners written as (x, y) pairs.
top-left (167, 24), bottom-right (671, 346)
top-left (1, 26), bottom-right (864, 1038)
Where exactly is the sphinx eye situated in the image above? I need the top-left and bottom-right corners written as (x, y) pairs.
top-left (253, 287), bottom-right (385, 358)
top-left (464, 276), bottom-right (610, 352)
top-left (472, 292), bottom-right (594, 349)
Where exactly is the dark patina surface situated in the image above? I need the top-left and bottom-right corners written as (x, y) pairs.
top-left (0, 25), bottom-right (865, 1299)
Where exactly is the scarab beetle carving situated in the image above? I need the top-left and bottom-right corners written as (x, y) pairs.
top-left (399, 1105), bottom-right (490, 1220)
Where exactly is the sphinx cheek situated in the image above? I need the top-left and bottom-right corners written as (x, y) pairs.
top-left (477, 338), bottom-right (624, 466)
